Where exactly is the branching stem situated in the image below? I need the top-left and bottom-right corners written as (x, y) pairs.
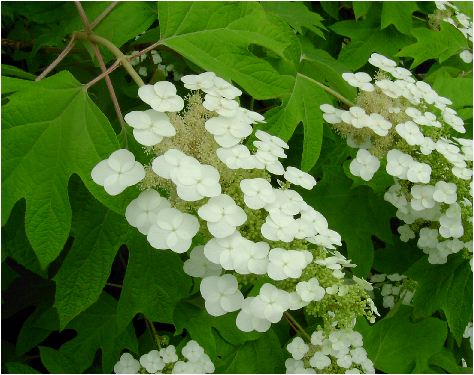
top-left (75, 1), bottom-right (127, 128)
top-left (76, 31), bottom-right (144, 86)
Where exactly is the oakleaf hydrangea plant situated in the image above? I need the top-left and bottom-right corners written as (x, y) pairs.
top-left (3, 2), bottom-right (472, 374)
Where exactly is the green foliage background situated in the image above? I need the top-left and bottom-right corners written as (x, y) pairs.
top-left (1, 1), bottom-right (472, 373)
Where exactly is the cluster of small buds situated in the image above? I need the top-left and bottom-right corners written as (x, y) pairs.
top-left (433, 2), bottom-right (473, 63)
top-left (320, 52), bottom-right (473, 266)
top-left (369, 273), bottom-right (415, 308)
top-left (114, 341), bottom-right (214, 374)
top-left (129, 49), bottom-right (182, 80)
top-left (285, 327), bottom-right (375, 374)
top-left (92, 70), bottom-right (374, 350)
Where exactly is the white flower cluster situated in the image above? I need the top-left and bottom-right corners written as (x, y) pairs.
top-left (114, 341), bottom-right (214, 374)
top-left (285, 328), bottom-right (375, 374)
top-left (129, 49), bottom-right (182, 80)
top-left (92, 72), bottom-right (374, 361)
top-left (369, 273), bottom-right (415, 308)
top-left (321, 53), bottom-right (473, 265)
top-left (434, 2), bottom-right (473, 63)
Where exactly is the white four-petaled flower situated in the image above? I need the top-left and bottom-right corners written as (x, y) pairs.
top-left (147, 207), bottom-right (199, 253)
top-left (138, 81), bottom-right (184, 112)
top-left (91, 149), bottom-right (145, 196)
top-left (349, 149), bottom-right (380, 181)
top-left (200, 274), bottom-right (244, 316)
top-left (125, 189), bottom-right (171, 235)
top-left (198, 194), bottom-right (247, 238)
top-left (124, 109), bottom-right (176, 146)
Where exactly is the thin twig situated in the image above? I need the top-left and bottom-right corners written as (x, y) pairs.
top-left (297, 73), bottom-right (356, 107)
top-left (74, 1), bottom-right (91, 31)
top-left (92, 43), bottom-right (127, 128)
top-left (85, 43), bottom-right (166, 88)
top-left (75, 1), bottom-right (126, 128)
top-left (106, 282), bottom-right (123, 288)
top-left (283, 312), bottom-right (312, 342)
top-left (35, 34), bottom-right (77, 81)
top-left (85, 59), bottom-right (121, 88)
top-left (90, 1), bottom-right (119, 29)
top-left (145, 318), bottom-right (162, 349)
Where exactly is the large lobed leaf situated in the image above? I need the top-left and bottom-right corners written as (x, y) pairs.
top-left (356, 305), bottom-right (448, 373)
top-left (397, 22), bottom-right (469, 68)
top-left (406, 255), bottom-right (473, 344)
top-left (2, 71), bottom-right (131, 269)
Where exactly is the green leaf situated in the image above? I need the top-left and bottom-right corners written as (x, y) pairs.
top-left (299, 40), bottom-right (357, 101)
top-left (59, 293), bottom-right (138, 373)
top-left (1, 76), bottom-right (36, 94)
top-left (219, 329), bottom-right (285, 373)
top-left (261, 2), bottom-right (326, 37)
top-left (381, 2), bottom-right (418, 35)
top-left (116, 236), bottom-right (192, 330)
top-left (321, 2), bottom-right (340, 20)
top-left (22, 2), bottom-right (156, 62)
top-left (5, 362), bottom-right (40, 374)
top-left (39, 346), bottom-right (79, 374)
top-left (265, 72), bottom-right (331, 171)
top-left (1, 64), bottom-right (36, 80)
top-left (356, 305), bottom-right (448, 373)
top-left (397, 22), bottom-right (469, 68)
top-left (159, 2), bottom-right (295, 99)
top-left (2, 201), bottom-right (45, 277)
top-left (332, 23), bottom-right (414, 70)
top-left (426, 67), bottom-right (473, 110)
top-left (16, 306), bottom-right (58, 355)
top-left (373, 239), bottom-right (423, 274)
top-left (429, 348), bottom-right (473, 374)
top-left (2, 71), bottom-right (129, 268)
top-left (352, 2), bottom-right (373, 20)
top-left (303, 166), bottom-right (395, 277)
top-left (406, 255), bottom-right (473, 344)
top-left (173, 301), bottom-right (262, 359)
top-left (53, 179), bottom-right (133, 329)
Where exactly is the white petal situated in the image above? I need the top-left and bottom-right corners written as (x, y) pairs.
top-left (108, 149), bottom-right (135, 172)
top-left (214, 133), bottom-right (241, 148)
top-left (177, 185), bottom-right (204, 201)
top-left (91, 160), bottom-right (113, 185)
top-left (221, 292), bottom-right (244, 312)
top-left (208, 221), bottom-right (236, 238)
top-left (124, 111), bottom-right (150, 129)
top-left (133, 129), bottom-right (163, 146)
top-left (103, 175), bottom-right (125, 196)
top-left (147, 226), bottom-right (170, 249)
top-left (205, 300), bottom-right (226, 316)
top-left (163, 96), bottom-right (184, 112)
top-left (152, 156), bottom-right (172, 179)
top-left (138, 85), bottom-right (157, 106)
